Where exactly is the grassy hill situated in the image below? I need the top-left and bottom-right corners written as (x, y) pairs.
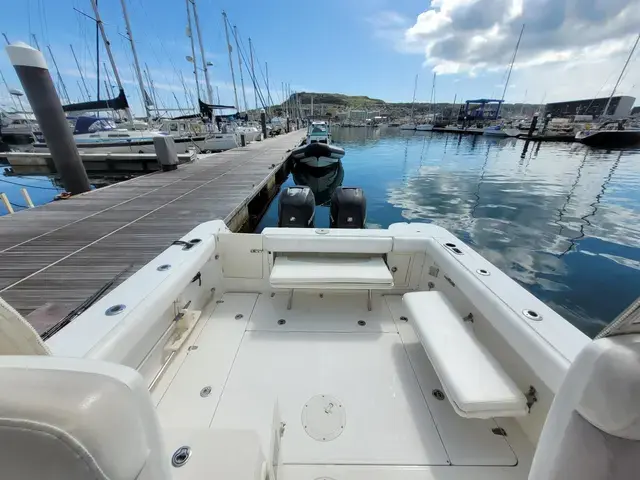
top-left (290, 92), bottom-right (385, 108)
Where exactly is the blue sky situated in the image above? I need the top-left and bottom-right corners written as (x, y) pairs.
top-left (2, 0), bottom-right (640, 115)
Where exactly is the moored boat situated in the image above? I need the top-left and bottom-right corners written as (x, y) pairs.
top-left (291, 121), bottom-right (345, 168)
top-left (290, 141), bottom-right (345, 168)
top-left (576, 120), bottom-right (640, 148)
top-left (483, 124), bottom-right (520, 137)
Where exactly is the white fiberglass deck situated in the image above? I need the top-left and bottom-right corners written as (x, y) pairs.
top-left (152, 292), bottom-right (534, 478)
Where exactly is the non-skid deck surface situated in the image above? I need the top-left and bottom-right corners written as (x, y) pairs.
top-left (154, 292), bottom-right (533, 478)
top-left (0, 131), bottom-right (301, 321)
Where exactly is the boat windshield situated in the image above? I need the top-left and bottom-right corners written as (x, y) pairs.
top-left (310, 124), bottom-right (328, 135)
top-left (87, 119), bottom-right (117, 132)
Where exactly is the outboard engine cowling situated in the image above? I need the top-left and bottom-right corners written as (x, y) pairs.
top-left (278, 186), bottom-right (315, 227)
top-left (330, 187), bottom-right (366, 228)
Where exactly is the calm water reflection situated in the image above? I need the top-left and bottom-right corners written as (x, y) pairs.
top-left (258, 126), bottom-right (640, 337)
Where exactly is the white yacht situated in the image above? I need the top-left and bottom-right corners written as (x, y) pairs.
top-left (483, 124), bottom-right (520, 137)
top-left (31, 117), bottom-right (239, 154)
top-left (1, 187), bottom-right (637, 479)
top-left (416, 123), bottom-right (434, 131)
top-left (399, 122), bottom-right (416, 130)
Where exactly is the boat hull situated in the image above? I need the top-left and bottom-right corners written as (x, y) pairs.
top-left (291, 142), bottom-right (345, 169)
top-left (576, 130), bottom-right (640, 148)
top-left (32, 133), bottom-right (238, 154)
top-left (416, 124), bottom-right (434, 131)
top-left (483, 127), bottom-right (519, 137)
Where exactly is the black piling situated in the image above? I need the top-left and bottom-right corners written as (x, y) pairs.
top-left (260, 109), bottom-right (267, 139)
top-left (527, 114), bottom-right (539, 137)
top-left (6, 42), bottom-right (90, 194)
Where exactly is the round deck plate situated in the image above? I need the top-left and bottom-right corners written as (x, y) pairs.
top-left (301, 394), bottom-right (345, 442)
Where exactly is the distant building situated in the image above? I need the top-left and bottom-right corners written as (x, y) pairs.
top-left (544, 96), bottom-right (635, 119)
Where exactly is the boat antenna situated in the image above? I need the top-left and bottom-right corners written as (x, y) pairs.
top-left (498, 23), bottom-right (525, 118)
top-left (602, 32), bottom-right (640, 118)
top-left (222, 11), bottom-right (240, 111)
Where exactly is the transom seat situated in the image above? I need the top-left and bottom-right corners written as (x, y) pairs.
top-left (403, 291), bottom-right (528, 418)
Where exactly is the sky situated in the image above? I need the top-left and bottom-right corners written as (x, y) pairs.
top-left (1, 0), bottom-right (640, 115)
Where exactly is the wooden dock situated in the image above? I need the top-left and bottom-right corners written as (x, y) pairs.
top-left (0, 130), bottom-right (302, 329)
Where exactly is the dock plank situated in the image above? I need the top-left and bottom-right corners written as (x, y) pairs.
top-left (0, 131), bottom-right (301, 320)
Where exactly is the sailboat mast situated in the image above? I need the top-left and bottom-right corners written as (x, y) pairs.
top-left (0, 67), bottom-right (19, 110)
top-left (222, 12), bottom-right (240, 111)
top-left (266, 62), bottom-right (272, 113)
top-left (190, 0), bottom-right (213, 104)
top-left (498, 23), bottom-right (525, 118)
top-left (89, 0), bottom-right (133, 123)
top-left (96, 0), bottom-right (99, 101)
top-left (70, 44), bottom-right (91, 100)
top-left (249, 37), bottom-right (258, 112)
top-left (185, 0), bottom-right (201, 103)
top-left (46, 46), bottom-right (71, 104)
top-left (602, 32), bottom-right (640, 117)
top-left (233, 26), bottom-right (249, 113)
top-left (119, 0), bottom-right (150, 119)
top-left (410, 74), bottom-right (418, 120)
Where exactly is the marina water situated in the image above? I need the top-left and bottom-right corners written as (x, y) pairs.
top-left (258, 126), bottom-right (640, 338)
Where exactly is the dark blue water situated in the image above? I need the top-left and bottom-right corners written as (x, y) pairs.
top-left (258, 127), bottom-right (640, 338)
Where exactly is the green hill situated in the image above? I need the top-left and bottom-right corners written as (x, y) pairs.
top-left (290, 92), bottom-right (385, 107)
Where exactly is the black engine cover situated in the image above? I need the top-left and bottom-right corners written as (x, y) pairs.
top-left (330, 187), bottom-right (366, 228)
top-left (278, 186), bottom-right (316, 227)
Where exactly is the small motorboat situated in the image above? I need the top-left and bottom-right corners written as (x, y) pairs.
top-left (416, 123), bottom-right (434, 131)
top-left (483, 124), bottom-right (520, 137)
top-left (399, 123), bottom-right (416, 130)
top-left (291, 121), bottom-right (345, 168)
top-left (576, 120), bottom-right (640, 148)
top-left (290, 141), bottom-right (345, 168)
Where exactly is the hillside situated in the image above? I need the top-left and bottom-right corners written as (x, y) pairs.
top-left (290, 92), bottom-right (385, 107)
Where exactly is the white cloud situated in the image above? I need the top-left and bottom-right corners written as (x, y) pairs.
top-left (378, 0), bottom-right (640, 102)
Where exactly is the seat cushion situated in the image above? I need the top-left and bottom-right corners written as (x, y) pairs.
top-left (270, 256), bottom-right (394, 289)
top-left (403, 291), bottom-right (528, 418)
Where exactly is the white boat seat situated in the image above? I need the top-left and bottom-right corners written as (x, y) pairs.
top-left (270, 255), bottom-right (394, 289)
top-left (403, 291), bottom-right (528, 418)
top-left (0, 356), bottom-right (171, 480)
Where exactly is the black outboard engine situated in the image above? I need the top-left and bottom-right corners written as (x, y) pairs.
top-left (330, 187), bottom-right (366, 228)
top-left (278, 186), bottom-right (316, 227)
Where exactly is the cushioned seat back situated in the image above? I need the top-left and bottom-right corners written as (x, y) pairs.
top-left (0, 356), bottom-right (171, 480)
top-left (530, 335), bottom-right (640, 480)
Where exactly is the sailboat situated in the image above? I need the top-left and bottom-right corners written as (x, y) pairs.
top-left (576, 33), bottom-right (640, 148)
top-left (1, 185), bottom-right (639, 479)
top-left (400, 74), bottom-right (418, 130)
top-left (416, 73), bottom-right (436, 131)
top-left (483, 25), bottom-right (524, 138)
